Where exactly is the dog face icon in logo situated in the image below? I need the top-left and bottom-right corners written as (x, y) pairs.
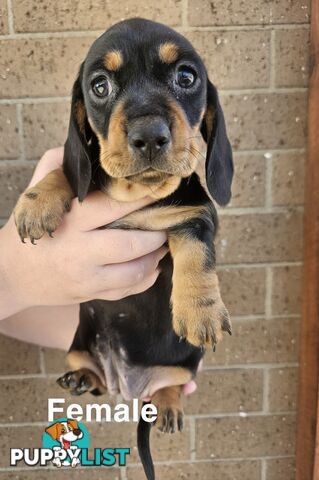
top-left (43, 418), bottom-right (89, 468)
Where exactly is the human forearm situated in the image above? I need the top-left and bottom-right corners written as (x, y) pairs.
top-left (0, 304), bottom-right (79, 350)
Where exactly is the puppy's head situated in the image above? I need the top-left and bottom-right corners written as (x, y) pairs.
top-left (64, 18), bottom-right (233, 205)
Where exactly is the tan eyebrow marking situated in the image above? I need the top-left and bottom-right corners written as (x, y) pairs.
top-left (104, 50), bottom-right (123, 71)
top-left (159, 42), bottom-right (179, 64)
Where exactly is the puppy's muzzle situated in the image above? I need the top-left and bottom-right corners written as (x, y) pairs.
top-left (128, 116), bottom-right (171, 162)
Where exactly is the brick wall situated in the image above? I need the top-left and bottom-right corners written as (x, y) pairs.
top-left (0, 1), bottom-right (310, 479)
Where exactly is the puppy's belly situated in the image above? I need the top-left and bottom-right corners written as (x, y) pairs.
top-left (93, 341), bottom-right (192, 400)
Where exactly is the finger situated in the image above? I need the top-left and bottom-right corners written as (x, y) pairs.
top-left (182, 381), bottom-right (197, 396)
top-left (87, 229), bottom-right (167, 265)
top-left (67, 190), bottom-right (158, 231)
top-left (94, 246), bottom-right (168, 291)
top-left (29, 147), bottom-right (64, 187)
top-left (96, 269), bottom-right (160, 301)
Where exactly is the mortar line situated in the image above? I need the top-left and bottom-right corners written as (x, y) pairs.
top-left (0, 454), bottom-right (296, 471)
top-left (218, 205), bottom-right (303, 215)
top-left (0, 362), bottom-right (299, 380)
top-left (120, 466), bottom-right (128, 480)
top-left (0, 88), bottom-right (307, 106)
top-left (203, 363), bottom-right (299, 371)
top-left (189, 415), bottom-right (196, 461)
top-left (181, 0), bottom-right (188, 28)
top-left (0, 24), bottom-right (311, 41)
top-left (261, 458), bottom-right (267, 480)
top-left (6, 0), bottom-right (14, 35)
top-left (270, 30), bottom-right (276, 89)
top-left (0, 411), bottom-right (296, 429)
top-left (263, 368), bottom-right (270, 413)
top-left (265, 267), bottom-right (273, 319)
top-left (218, 260), bottom-right (302, 268)
top-left (38, 348), bottom-right (46, 375)
top-left (264, 151), bottom-right (273, 210)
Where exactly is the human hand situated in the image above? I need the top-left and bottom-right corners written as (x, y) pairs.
top-left (0, 147), bottom-right (167, 318)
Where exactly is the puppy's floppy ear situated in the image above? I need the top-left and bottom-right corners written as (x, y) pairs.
top-left (200, 79), bottom-right (233, 206)
top-left (63, 63), bottom-right (93, 201)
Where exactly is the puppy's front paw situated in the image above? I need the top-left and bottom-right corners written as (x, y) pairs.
top-left (14, 186), bottom-right (71, 243)
top-left (151, 386), bottom-right (183, 434)
top-left (173, 293), bottom-right (232, 349)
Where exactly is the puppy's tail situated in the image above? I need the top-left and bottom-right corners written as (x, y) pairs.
top-left (137, 403), bottom-right (155, 480)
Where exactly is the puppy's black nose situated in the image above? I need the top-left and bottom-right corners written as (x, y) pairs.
top-left (73, 428), bottom-right (81, 436)
top-left (128, 117), bottom-right (171, 160)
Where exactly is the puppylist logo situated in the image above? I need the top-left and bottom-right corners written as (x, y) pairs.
top-left (10, 418), bottom-right (130, 468)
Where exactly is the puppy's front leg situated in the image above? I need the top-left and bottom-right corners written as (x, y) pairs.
top-left (168, 223), bottom-right (231, 349)
top-left (109, 205), bottom-right (231, 349)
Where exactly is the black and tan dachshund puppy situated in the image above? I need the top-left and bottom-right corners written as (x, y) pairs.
top-left (14, 18), bottom-right (233, 479)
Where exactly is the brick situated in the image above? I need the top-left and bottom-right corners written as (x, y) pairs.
top-left (43, 347), bottom-right (66, 373)
top-left (205, 317), bottom-right (299, 366)
top-left (0, 106), bottom-right (19, 159)
top-left (271, 152), bottom-right (305, 206)
top-left (196, 414), bottom-right (296, 459)
top-left (0, 424), bottom-right (42, 468)
top-left (127, 460), bottom-right (261, 480)
top-left (88, 420), bottom-right (190, 463)
top-left (12, 0), bottom-right (182, 32)
top-left (186, 31), bottom-right (270, 89)
top-left (268, 367), bottom-right (298, 412)
top-left (0, 0), bottom-right (8, 34)
top-left (0, 469), bottom-right (120, 479)
top-left (218, 267), bottom-right (266, 316)
top-left (188, 0), bottom-right (310, 26)
top-left (23, 103), bottom-right (70, 159)
top-left (0, 38), bottom-right (93, 98)
top-left (216, 212), bottom-right (303, 264)
top-left (184, 369), bottom-right (263, 414)
top-left (0, 163), bottom-right (34, 217)
top-left (266, 457), bottom-right (296, 480)
top-left (229, 154), bottom-right (266, 208)
top-left (0, 377), bottom-right (117, 423)
top-left (275, 29), bottom-right (310, 87)
top-left (222, 92), bottom-right (307, 150)
top-left (0, 335), bottom-right (40, 375)
top-left (272, 265), bottom-right (302, 315)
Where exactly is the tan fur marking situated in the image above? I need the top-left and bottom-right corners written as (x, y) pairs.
top-left (111, 205), bottom-right (205, 230)
top-left (151, 385), bottom-right (184, 432)
top-left (89, 96), bottom-right (201, 202)
top-left (74, 100), bottom-right (86, 134)
top-left (159, 43), bottom-right (179, 64)
top-left (14, 169), bottom-right (74, 242)
top-left (106, 176), bottom-right (182, 201)
top-left (66, 351), bottom-right (106, 387)
top-left (169, 237), bottom-right (230, 347)
top-left (104, 50), bottom-right (123, 71)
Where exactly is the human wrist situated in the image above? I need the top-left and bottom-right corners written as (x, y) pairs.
top-left (0, 219), bottom-right (30, 319)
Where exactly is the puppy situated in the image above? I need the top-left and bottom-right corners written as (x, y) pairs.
top-left (14, 18), bottom-right (234, 479)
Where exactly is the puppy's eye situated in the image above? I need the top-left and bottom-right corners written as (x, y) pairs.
top-left (91, 76), bottom-right (112, 97)
top-left (61, 428), bottom-right (66, 433)
top-left (176, 66), bottom-right (196, 88)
